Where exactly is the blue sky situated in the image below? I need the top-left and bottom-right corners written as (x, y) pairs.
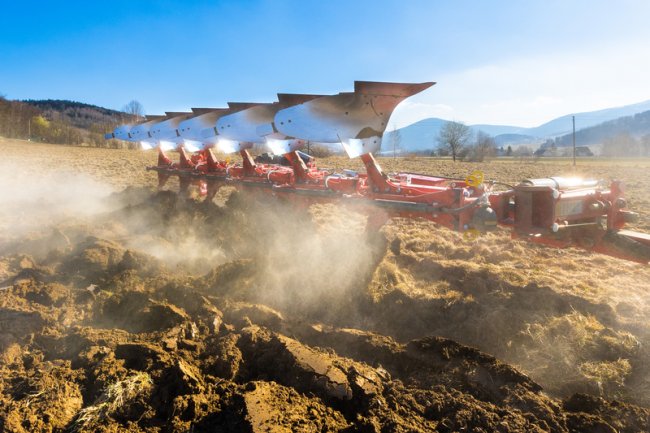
top-left (1, 0), bottom-right (649, 128)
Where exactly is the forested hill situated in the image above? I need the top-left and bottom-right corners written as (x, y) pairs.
top-left (554, 110), bottom-right (650, 146)
top-left (552, 110), bottom-right (650, 156)
top-left (24, 99), bottom-right (125, 130)
top-left (0, 97), bottom-right (134, 147)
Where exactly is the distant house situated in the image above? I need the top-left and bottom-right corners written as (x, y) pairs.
top-left (576, 146), bottom-right (594, 156)
top-left (534, 147), bottom-right (557, 157)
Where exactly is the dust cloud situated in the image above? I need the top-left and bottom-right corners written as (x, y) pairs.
top-left (0, 159), bottom-right (380, 315)
top-left (0, 162), bottom-right (114, 238)
top-left (0, 162), bottom-right (230, 274)
top-left (228, 198), bottom-right (379, 320)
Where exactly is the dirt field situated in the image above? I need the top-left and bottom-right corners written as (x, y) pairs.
top-left (1, 138), bottom-right (650, 432)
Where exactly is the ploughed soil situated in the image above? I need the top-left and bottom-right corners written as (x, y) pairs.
top-left (1, 139), bottom-right (650, 432)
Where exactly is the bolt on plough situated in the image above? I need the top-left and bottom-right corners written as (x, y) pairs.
top-left (106, 81), bottom-right (650, 263)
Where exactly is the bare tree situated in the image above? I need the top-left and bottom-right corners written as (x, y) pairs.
top-left (470, 130), bottom-right (497, 161)
top-left (122, 100), bottom-right (145, 123)
top-left (513, 145), bottom-right (533, 161)
top-left (437, 121), bottom-right (471, 162)
top-left (602, 133), bottom-right (640, 157)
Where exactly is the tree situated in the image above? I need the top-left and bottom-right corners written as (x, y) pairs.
top-left (31, 115), bottom-right (50, 141)
top-left (506, 145), bottom-right (513, 156)
top-left (390, 123), bottom-right (402, 159)
top-left (437, 121), bottom-right (471, 162)
top-left (602, 133), bottom-right (640, 157)
top-left (122, 100), bottom-right (144, 123)
top-left (470, 130), bottom-right (497, 162)
top-left (513, 145), bottom-right (533, 161)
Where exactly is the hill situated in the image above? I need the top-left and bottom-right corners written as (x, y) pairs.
top-left (386, 99), bottom-right (650, 153)
top-left (0, 97), bottom-right (130, 147)
top-left (384, 118), bottom-right (447, 152)
top-left (550, 109), bottom-right (650, 156)
top-left (527, 99), bottom-right (650, 137)
top-left (24, 99), bottom-right (126, 131)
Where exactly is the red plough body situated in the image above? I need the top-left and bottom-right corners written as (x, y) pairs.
top-left (146, 147), bottom-right (650, 264)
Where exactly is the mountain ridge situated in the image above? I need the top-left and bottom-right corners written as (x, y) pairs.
top-left (385, 99), bottom-right (650, 152)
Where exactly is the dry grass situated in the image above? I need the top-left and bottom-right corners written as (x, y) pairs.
top-left (72, 371), bottom-right (153, 431)
top-left (580, 359), bottom-right (632, 389)
top-left (507, 311), bottom-right (639, 398)
top-left (0, 137), bottom-right (157, 189)
top-left (372, 215), bottom-right (650, 402)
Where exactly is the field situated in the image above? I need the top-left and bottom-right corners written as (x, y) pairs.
top-left (1, 137), bottom-right (650, 432)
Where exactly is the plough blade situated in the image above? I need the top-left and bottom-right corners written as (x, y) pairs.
top-left (128, 118), bottom-right (163, 144)
top-left (260, 94), bottom-right (326, 155)
top-left (104, 124), bottom-right (134, 140)
top-left (277, 93), bottom-right (326, 106)
top-left (149, 112), bottom-right (192, 143)
top-left (144, 115), bottom-right (166, 122)
top-left (273, 81), bottom-right (434, 156)
top-left (215, 102), bottom-right (283, 153)
top-left (265, 138), bottom-right (306, 155)
top-left (178, 108), bottom-right (230, 147)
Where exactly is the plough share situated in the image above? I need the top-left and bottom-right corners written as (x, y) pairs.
top-left (106, 81), bottom-right (650, 264)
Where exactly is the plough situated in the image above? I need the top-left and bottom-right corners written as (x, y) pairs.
top-left (106, 81), bottom-right (650, 263)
